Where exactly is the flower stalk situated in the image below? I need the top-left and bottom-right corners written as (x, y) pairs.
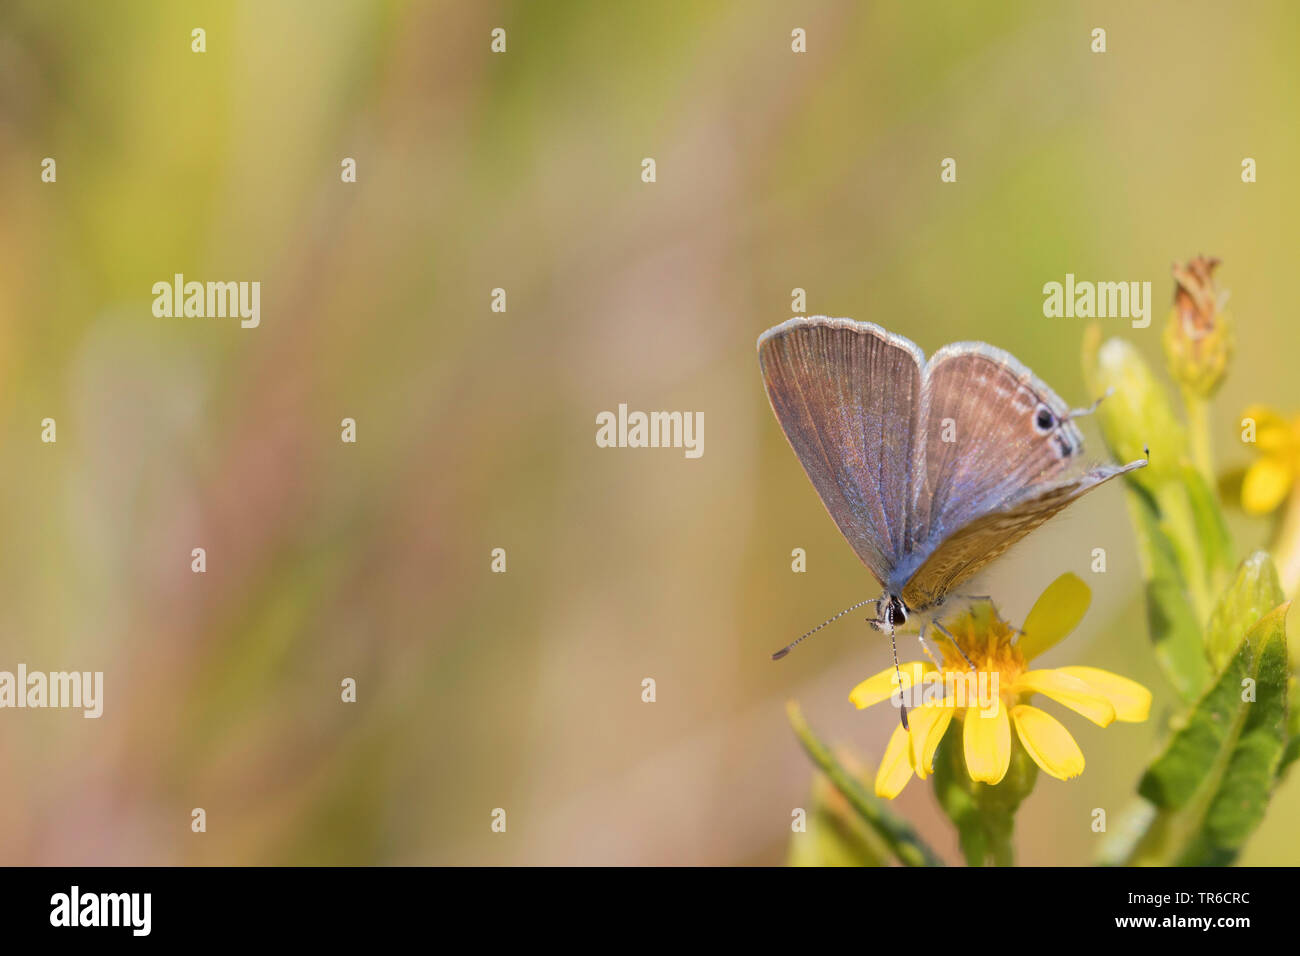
top-left (1272, 483), bottom-right (1300, 599)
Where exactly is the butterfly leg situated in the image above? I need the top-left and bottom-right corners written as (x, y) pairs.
top-left (1067, 387), bottom-right (1114, 420)
top-left (915, 624), bottom-right (942, 668)
top-left (931, 619), bottom-right (977, 670)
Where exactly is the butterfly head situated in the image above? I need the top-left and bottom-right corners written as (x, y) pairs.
top-left (869, 593), bottom-right (909, 631)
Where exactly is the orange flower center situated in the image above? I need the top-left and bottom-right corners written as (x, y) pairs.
top-left (937, 608), bottom-right (1027, 710)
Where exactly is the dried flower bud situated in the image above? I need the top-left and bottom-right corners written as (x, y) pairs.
top-left (1162, 255), bottom-right (1234, 397)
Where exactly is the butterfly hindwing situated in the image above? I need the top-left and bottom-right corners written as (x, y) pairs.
top-left (900, 460), bottom-right (1145, 610)
top-left (907, 344), bottom-right (1085, 556)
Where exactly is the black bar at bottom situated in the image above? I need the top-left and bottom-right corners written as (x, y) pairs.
top-left (0, 865), bottom-right (1276, 942)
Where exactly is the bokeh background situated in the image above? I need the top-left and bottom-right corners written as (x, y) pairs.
top-left (0, 0), bottom-right (1297, 865)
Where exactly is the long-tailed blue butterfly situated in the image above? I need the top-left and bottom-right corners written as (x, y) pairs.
top-left (758, 316), bottom-right (1146, 725)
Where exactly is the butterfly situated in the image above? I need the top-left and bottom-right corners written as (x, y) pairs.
top-left (758, 316), bottom-right (1145, 722)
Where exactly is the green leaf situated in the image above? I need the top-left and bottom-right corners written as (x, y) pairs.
top-left (1083, 334), bottom-right (1232, 697)
top-left (1183, 465), bottom-right (1235, 584)
top-left (1126, 483), bottom-right (1212, 700)
top-left (1280, 678), bottom-right (1300, 780)
top-left (1205, 551), bottom-right (1283, 673)
top-left (932, 726), bottom-right (1037, 866)
top-left (786, 701), bottom-right (944, 867)
top-left (1152, 479), bottom-right (1223, 634)
top-left (1128, 603), bottom-right (1291, 866)
top-left (788, 771), bottom-right (891, 867)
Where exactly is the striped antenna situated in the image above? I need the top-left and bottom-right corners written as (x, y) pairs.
top-left (888, 617), bottom-right (909, 731)
top-left (770, 598), bottom-right (879, 661)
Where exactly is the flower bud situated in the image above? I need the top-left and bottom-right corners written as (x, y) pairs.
top-left (1162, 255), bottom-right (1234, 397)
top-left (1084, 328), bottom-right (1186, 489)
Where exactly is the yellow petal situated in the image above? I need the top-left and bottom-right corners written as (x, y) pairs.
top-left (849, 661), bottom-right (933, 709)
top-left (907, 701), bottom-right (955, 778)
top-left (1242, 456), bottom-right (1294, 515)
top-left (1013, 669), bottom-right (1116, 727)
top-left (1054, 666), bottom-right (1152, 722)
top-left (1011, 704), bottom-right (1085, 780)
top-left (1017, 573), bottom-right (1092, 662)
top-left (963, 697), bottom-right (1011, 785)
top-left (1243, 405), bottom-right (1295, 454)
top-left (875, 721), bottom-right (915, 799)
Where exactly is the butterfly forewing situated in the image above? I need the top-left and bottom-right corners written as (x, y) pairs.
top-left (758, 317), bottom-right (924, 584)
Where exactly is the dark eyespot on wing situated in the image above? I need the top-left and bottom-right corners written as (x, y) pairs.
top-left (910, 347), bottom-right (1085, 556)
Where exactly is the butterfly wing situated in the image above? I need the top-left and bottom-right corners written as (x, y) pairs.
top-left (907, 344), bottom-right (1085, 549)
top-left (758, 317), bottom-right (925, 585)
top-left (900, 460), bottom-right (1145, 610)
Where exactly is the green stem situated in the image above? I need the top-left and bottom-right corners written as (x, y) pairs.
top-left (786, 701), bottom-right (945, 867)
top-left (1182, 387), bottom-right (1216, 490)
top-left (989, 827), bottom-right (1016, 866)
top-left (932, 727), bottom-right (1036, 866)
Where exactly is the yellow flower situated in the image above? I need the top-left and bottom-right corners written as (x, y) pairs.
top-left (849, 574), bottom-right (1151, 798)
top-left (1241, 405), bottom-right (1300, 515)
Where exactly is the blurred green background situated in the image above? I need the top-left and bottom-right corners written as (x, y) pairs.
top-left (0, 0), bottom-right (1296, 865)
